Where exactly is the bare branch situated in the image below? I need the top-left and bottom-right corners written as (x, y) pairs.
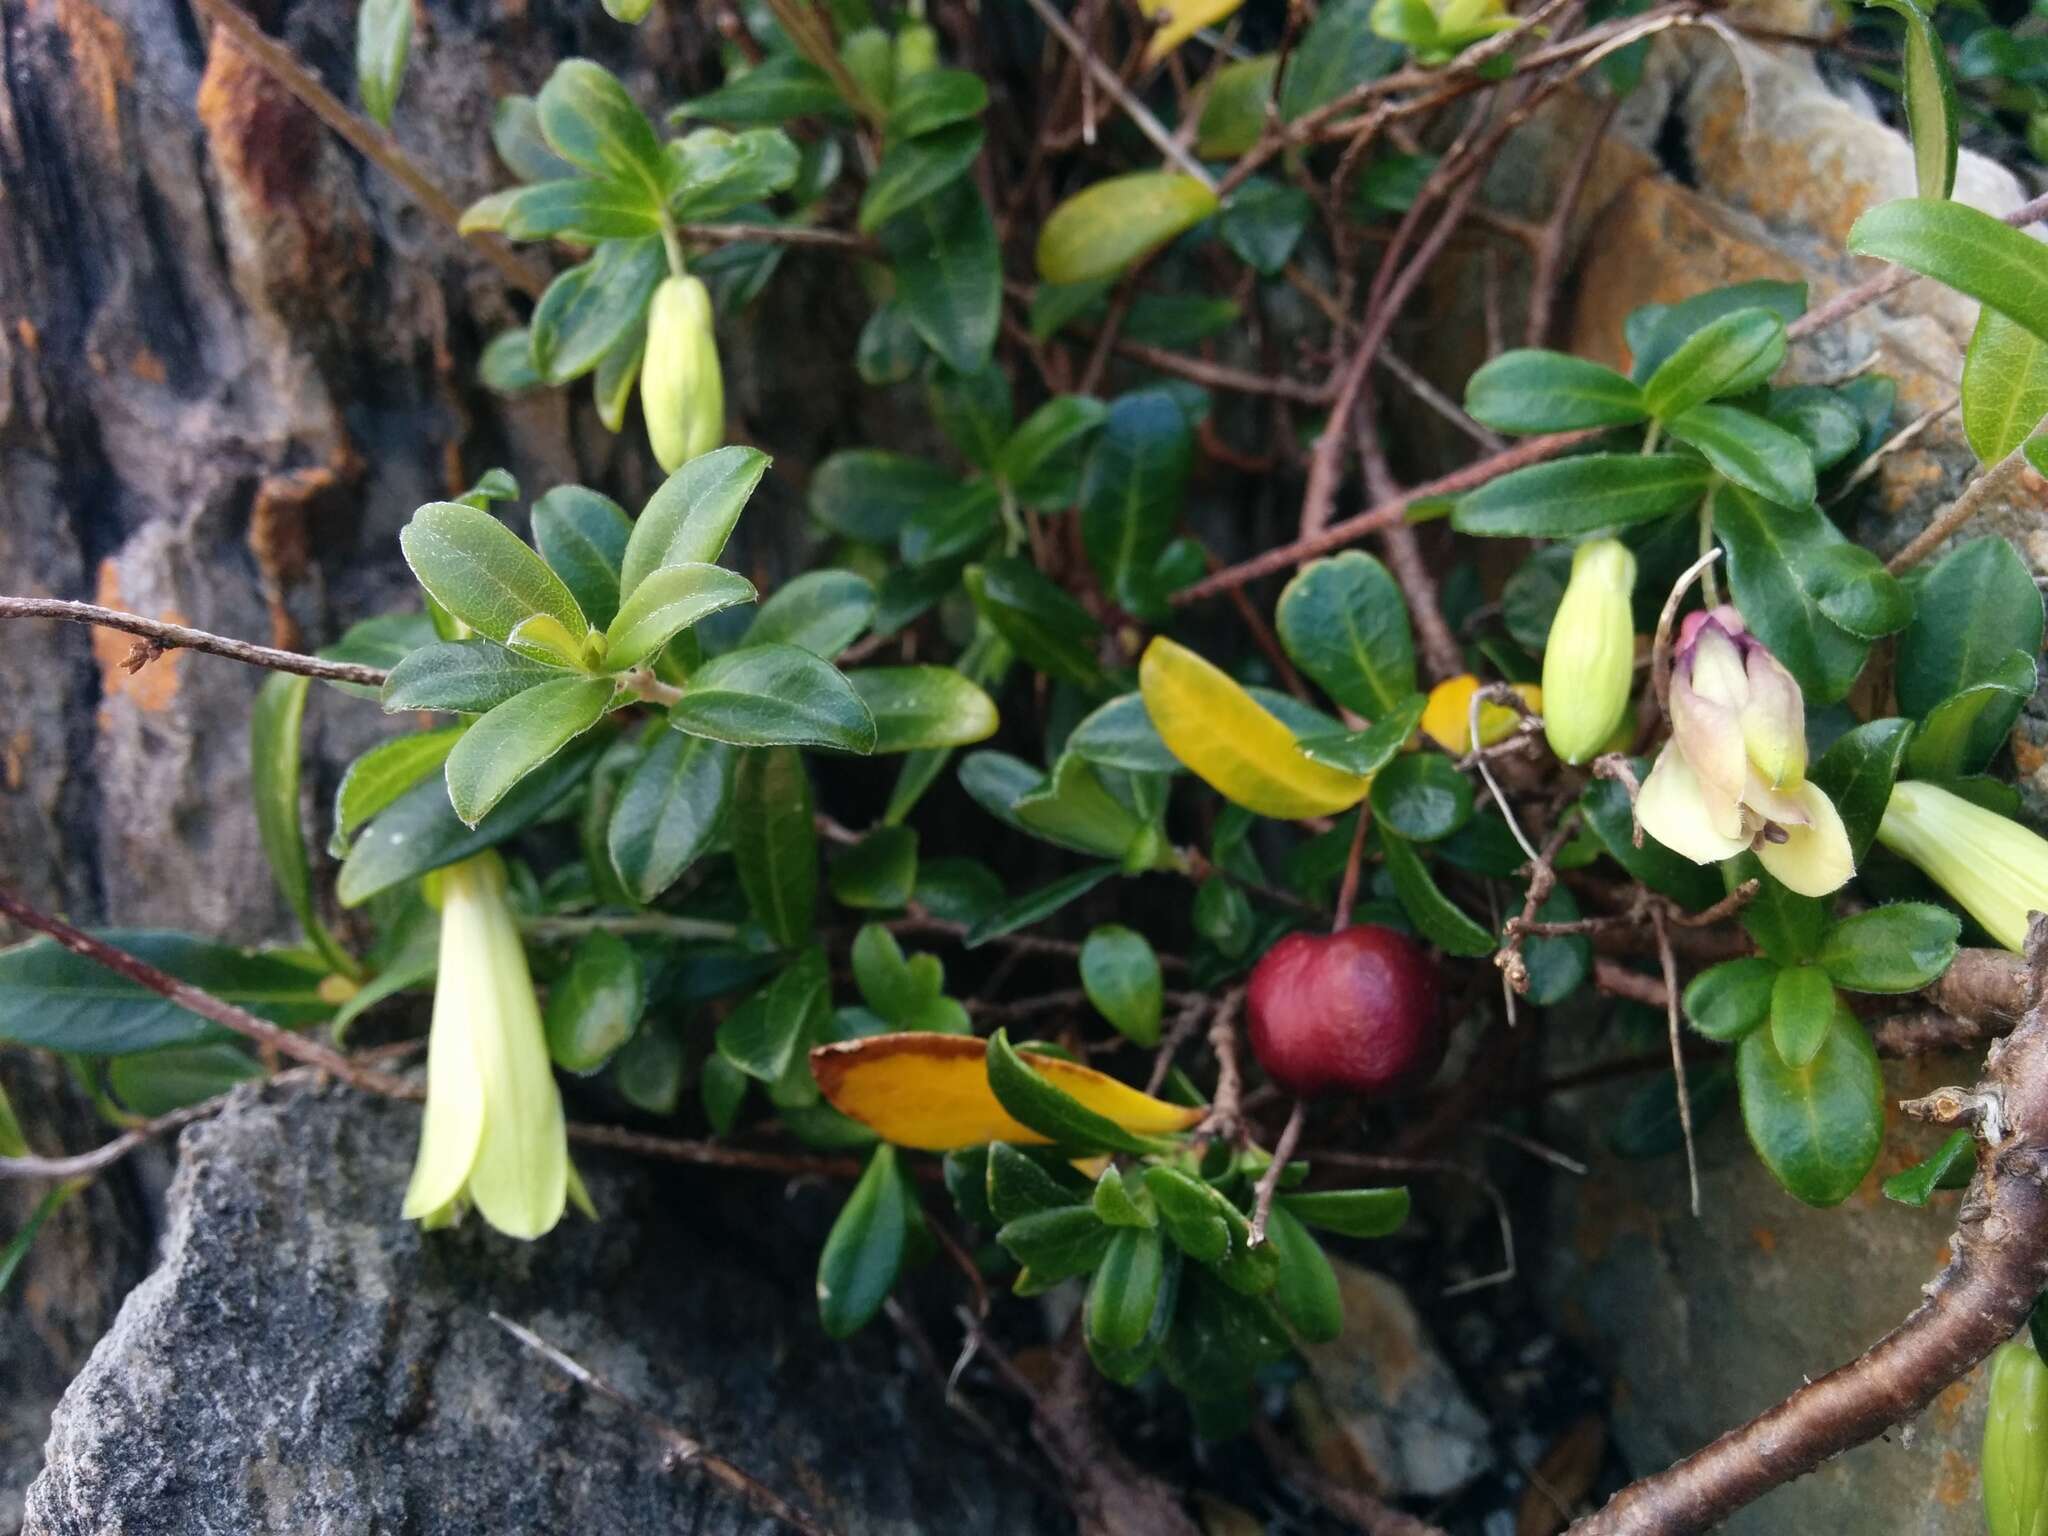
top-left (0, 597), bottom-right (391, 686)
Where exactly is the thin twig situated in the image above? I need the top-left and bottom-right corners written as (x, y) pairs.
top-left (1649, 547), bottom-right (1723, 712)
top-left (1018, 0), bottom-right (1217, 189)
top-left (1247, 1097), bottom-right (1308, 1246)
top-left (0, 597), bottom-right (391, 687)
top-left (491, 1314), bottom-right (842, 1536)
top-left (1884, 443), bottom-right (2032, 573)
top-left (1650, 906), bottom-right (1701, 1219)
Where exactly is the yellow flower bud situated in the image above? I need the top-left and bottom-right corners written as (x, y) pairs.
top-left (402, 851), bottom-right (571, 1239)
top-left (641, 274), bottom-right (724, 473)
top-left (1877, 780), bottom-right (2048, 952)
top-left (1540, 538), bottom-right (1637, 765)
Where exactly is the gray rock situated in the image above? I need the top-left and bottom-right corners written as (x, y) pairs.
top-left (23, 1082), bottom-right (1066, 1536)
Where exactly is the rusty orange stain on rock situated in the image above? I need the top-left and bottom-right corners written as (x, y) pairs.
top-left (1749, 1226), bottom-right (1776, 1254)
top-left (1933, 1448), bottom-right (1976, 1506)
top-left (3, 728), bottom-right (28, 792)
top-left (54, 0), bottom-right (133, 143)
top-left (1932, 1379), bottom-right (1972, 1432)
top-left (90, 562), bottom-right (183, 714)
top-left (128, 347), bottom-right (166, 384)
top-left (14, 318), bottom-right (39, 353)
top-left (196, 31), bottom-right (323, 215)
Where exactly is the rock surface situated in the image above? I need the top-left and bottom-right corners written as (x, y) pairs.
top-left (23, 1081), bottom-right (1067, 1536)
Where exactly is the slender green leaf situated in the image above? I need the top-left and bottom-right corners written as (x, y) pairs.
top-left (1080, 390), bottom-right (1193, 614)
top-left (532, 486), bottom-right (632, 632)
top-left (1862, 0), bottom-right (1958, 199)
top-left (1737, 1007), bottom-right (1884, 1208)
top-left (731, 746), bottom-right (817, 947)
top-left (604, 563), bottom-right (757, 669)
top-left (817, 1144), bottom-right (910, 1337)
top-left (1810, 717), bottom-right (1915, 864)
top-left (1453, 454), bottom-right (1712, 537)
top-left (400, 502), bottom-right (588, 647)
top-left (1464, 350), bottom-right (1648, 434)
top-left (355, 0), bottom-right (412, 127)
top-left (670, 644), bottom-right (876, 752)
top-left (1666, 403), bottom-right (1816, 508)
top-left (1381, 834), bottom-right (1494, 955)
top-left (1962, 308), bottom-right (2048, 464)
top-left (250, 673), bottom-right (353, 975)
top-left (1769, 963), bottom-right (1837, 1070)
top-left (1881, 1128), bottom-right (1975, 1206)
top-left (1277, 1186), bottom-right (1410, 1238)
top-left (986, 1029), bottom-right (1161, 1154)
top-left (607, 730), bottom-right (733, 902)
top-left (1712, 482), bottom-right (1872, 705)
top-left (619, 445), bottom-right (770, 598)
top-left (544, 931), bottom-right (645, 1073)
top-left (859, 121), bottom-right (983, 230)
top-left (1080, 925), bottom-right (1164, 1046)
top-left (964, 865), bottom-right (1118, 948)
top-left (1849, 198), bottom-right (2048, 345)
top-left (881, 181), bottom-right (1000, 373)
top-left (443, 676), bottom-right (615, 826)
top-left (1642, 308), bottom-right (1788, 419)
top-left (381, 641), bottom-right (564, 714)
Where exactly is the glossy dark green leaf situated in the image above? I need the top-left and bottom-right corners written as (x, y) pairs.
top-left (964, 558), bottom-right (1105, 693)
top-left (1769, 963), bottom-right (1837, 1070)
top-left (830, 826), bottom-right (919, 909)
top-left (1766, 387), bottom-right (1865, 470)
top-left (1276, 1186), bottom-right (1411, 1238)
top-left (101, 1042), bottom-right (258, 1115)
top-left (1962, 308), bottom-right (2048, 464)
top-left (1275, 552), bottom-right (1417, 716)
top-left (0, 932), bottom-right (331, 1054)
top-left (250, 673), bottom-right (352, 975)
top-left (997, 395), bottom-right (1109, 509)
top-left (1862, 0), bottom-right (1958, 198)
top-left (678, 56), bottom-right (850, 126)
top-left (1731, 854), bottom-right (1830, 964)
top-left (731, 746), bottom-right (817, 947)
top-left (543, 930), bottom-right (644, 1072)
top-left (1295, 695), bottom-right (1429, 777)
top-left (1580, 770), bottom-right (1724, 909)
top-left (1809, 542), bottom-right (1913, 642)
top-left (1810, 717), bottom-right (1915, 864)
top-left (1630, 282), bottom-right (1805, 385)
top-left (355, 0), bottom-right (411, 127)
top-left (500, 177), bottom-right (664, 240)
top-left (719, 947), bottom-right (828, 1081)
top-left (700, 1052), bottom-right (749, 1135)
top-left (809, 450), bottom-right (962, 544)
top-left (1453, 454), bottom-right (1712, 537)
top-left (1849, 199), bottom-right (2048, 345)
top-left (338, 736), bottom-right (605, 905)
top-left (1712, 482), bottom-right (1871, 706)
top-left (669, 644), bottom-right (876, 752)
top-left (1218, 177), bottom-right (1313, 276)
top-left (532, 486), bottom-right (632, 631)
top-left (997, 1204), bottom-right (1113, 1286)
top-left (924, 360), bottom-right (1013, 469)
top-left (1280, 0), bottom-right (1403, 115)
top-left (1369, 752), bottom-right (1474, 842)
top-left (530, 237), bottom-right (665, 385)
top-left (1683, 956), bottom-right (1777, 1042)
top-left (1665, 403), bottom-right (1815, 508)
top-left (536, 58), bottom-right (667, 197)
top-left (1464, 350), bottom-right (1648, 434)
top-left (444, 676), bottom-right (615, 826)
top-left (987, 1142), bottom-right (1086, 1223)
top-left (888, 68), bottom-right (988, 138)
top-left (1192, 876), bottom-right (1255, 959)
top-left (1080, 390), bottom-right (1193, 614)
top-left (1381, 834), bottom-right (1494, 956)
top-left (1066, 693), bottom-right (1181, 775)
top-left (1881, 1127), bottom-right (1976, 1205)
top-left (1086, 1224), bottom-right (1171, 1364)
top-left (1143, 1165), bottom-right (1235, 1263)
top-left (1266, 1203), bottom-right (1343, 1343)
top-left (1817, 902), bottom-right (1960, 993)
top-left (1641, 308), bottom-right (1788, 420)
top-left (606, 730), bottom-right (732, 903)
top-left (880, 181), bottom-right (999, 374)
top-left (964, 864), bottom-right (1117, 949)
top-left (1737, 1006), bottom-right (1884, 1208)
top-left (741, 569), bottom-right (876, 658)
top-left (1091, 1164), bottom-right (1157, 1229)
top-left (859, 121), bottom-right (983, 230)
top-left (1522, 885), bottom-right (1592, 1006)
top-left (619, 445), bottom-right (769, 598)
top-left (1897, 537), bottom-right (2045, 746)
top-left (818, 1144), bottom-right (911, 1338)
top-left (857, 299), bottom-right (926, 384)
top-left (1088, 1240), bottom-right (1181, 1385)
top-left (1079, 924), bottom-right (1165, 1047)
top-left (400, 502), bottom-right (589, 648)
top-left (330, 729), bottom-right (460, 859)
top-left (986, 1029), bottom-right (1162, 1155)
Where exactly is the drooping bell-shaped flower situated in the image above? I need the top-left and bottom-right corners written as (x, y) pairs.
top-left (641, 273), bottom-right (724, 473)
top-left (1542, 538), bottom-right (1637, 765)
top-left (403, 851), bottom-right (570, 1238)
top-left (1636, 606), bottom-right (1852, 897)
top-left (1877, 780), bottom-right (2048, 952)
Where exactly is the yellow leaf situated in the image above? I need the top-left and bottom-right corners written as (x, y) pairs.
top-left (1036, 173), bottom-right (1221, 287)
top-left (1138, 0), bottom-right (1247, 60)
top-left (1419, 674), bottom-right (1541, 754)
top-left (809, 1033), bottom-right (1205, 1152)
top-left (1139, 637), bottom-right (1371, 819)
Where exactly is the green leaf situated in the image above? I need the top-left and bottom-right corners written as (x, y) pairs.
top-left (532, 486), bottom-right (632, 632)
top-left (0, 932), bottom-right (331, 1054)
top-left (443, 676), bottom-right (615, 826)
top-left (830, 826), bottom-right (919, 909)
top-left (400, 502), bottom-right (589, 648)
top-left (1642, 308), bottom-right (1788, 420)
top-left (1810, 717), bottom-right (1915, 864)
top-left (1381, 834), bottom-right (1494, 956)
top-left (478, 328), bottom-right (543, 394)
top-left (1666, 403), bottom-right (1816, 508)
top-left (1144, 1166), bottom-right (1234, 1262)
top-left (355, 0), bottom-right (411, 127)
top-left (997, 1204), bottom-right (1114, 1285)
top-left (1766, 387), bottom-right (1866, 470)
top-left (1897, 536), bottom-right (2045, 742)
top-left (1011, 754), bottom-right (1152, 862)
top-left (1730, 853), bottom-right (1830, 964)
top-left (881, 181), bottom-right (1000, 374)
top-left (1849, 199), bottom-right (2048, 345)
top-left (838, 664), bottom-right (999, 754)
top-left (607, 730), bottom-right (734, 902)
top-left (1453, 454), bottom-right (1713, 537)
top-left (1711, 482), bottom-right (1872, 706)
top-left (678, 56), bottom-right (850, 126)
top-left (1092, 1163), bottom-right (1158, 1230)
top-left (250, 673), bottom-right (353, 975)
top-left (105, 1042), bottom-right (270, 1118)
top-left (1809, 542), bottom-right (1913, 642)
top-left (1218, 177), bottom-right (1313, 276)
top-left (619, 445), bottom-right (770, 599)
top-left (1035, 172), bottom-right (1220, 286)
top-left (320, 610), bottom-right (440, 700)
top-left (925, 359), bottom-right (1014, 468)
top-left (604, 562), bottom-right (757, 669)
top-left (997, 394), bottom-right (1108, 509)
top-left (859, 121), bottom-right (983, 230)
top-left (544, 931), bottom-right (645, 1073)
top-left (530, 237), bottom-right (665, 385)
top-left (888, 68), bottom-right (988, 138)
top-left (731, 746), bottom-right (817, 948)
top-left (964, 558), bottom-right (1105, 693)
top-left (1280, 0), bottom-right (1402, 116)
top-left (670, 644), bottom-right (877, 752)
top-left (1081, 925), bottom-right (1164, 1046)
top-left (1862, 0), bottom-right (1958, 199)
top-left (665, 126), bottom-right (803, 221)
top-left (500, 177), bottom-right (664, 241)
top-left (1881, 1127), bottom-right (1976, 1206)
top-left (988, 1142), bottom-right (1085, 1222)
top-left (1683, 956), bottom-right (1777, 1042)
top-left (818, 1144), bottom-right (911, 1338)
top-left (1769, 963), bottom-right (1836, 1070)
top-left (1087, 1226), bottom-right (1170, 1356)
top-left (1464, 350), bottom-right (1649, 434)
top-left (1907, 650), bottom-right (2038, 778)
top-left (1067, 693), bottom-right (1181, 775)
top-left (965, 865), bottom-right (1118, 948)
top-left (720, 947), bottom-right (828, 1082)
top-left (1295, 695), bottom-right (1429, 777)
top-left (1266, 1203), bottom-right (1343, 1343)
top-left (1369, 753), bottom-right (1474, 842)
top-left (1737, 1006), bottom-right (1884, 1208)
top-left (1277, 1186), bottom-right (1411, 1238)
top-left (1817, 902), bottom-right (1961, 992)
top-left (809, 450), bottom-right (962, 545)
top-left (1962, 308), bottom-right (2048, 464)
top-left (1275, 552), bottom-right (1417, 716)
top-left (1580, 769), bottom-right (1724, 909)
top-left (1195, 55), bottom-right (1278, 157)
top-left (1080, 390), bottom-right (1193, 614)
top-left (742, 569), bottom-right (877, 656)
top-left (492, 94), bottom-right (576, 182)
top-left (897, 479), bottom-right (999, 567)
top-left (536, 58), bottom-right (667, 198)
top-left (986, 1030), bottom-right (1159, 1154)
top-left (338, 736), bottom-right (605, 905)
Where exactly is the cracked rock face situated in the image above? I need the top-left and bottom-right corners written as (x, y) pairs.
top-left (22, 1083), bottom-right (1065, 1536)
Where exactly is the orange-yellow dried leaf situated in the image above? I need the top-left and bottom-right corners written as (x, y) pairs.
top-left (809, 1032), bottom-right (1205, 1152)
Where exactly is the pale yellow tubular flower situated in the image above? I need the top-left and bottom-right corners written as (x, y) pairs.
top-left (1877, 780), bottom-right (2048, 952)
top-left (642, 274), bottom-right (723, 473)
top-left (1541, 538), bottom-right (1637, 765)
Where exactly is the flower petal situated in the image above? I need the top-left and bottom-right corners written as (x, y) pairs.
top-left (1687, 622), bottom-right (1750, 710)
top-left (402, 889), bottom-right (487, 1222)
top-left (1756, 781), bottom-right (1855, 897)
top-left (1638, 747), bottom-right (1753, 866)
top-left (1740, 647), bottom-right (1806, 789)
top-left (1669, 674), bottom-right (1748, 822)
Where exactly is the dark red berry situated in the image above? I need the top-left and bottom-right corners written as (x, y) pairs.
top-left (1245, 925), bottom-right (1440, 1099)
